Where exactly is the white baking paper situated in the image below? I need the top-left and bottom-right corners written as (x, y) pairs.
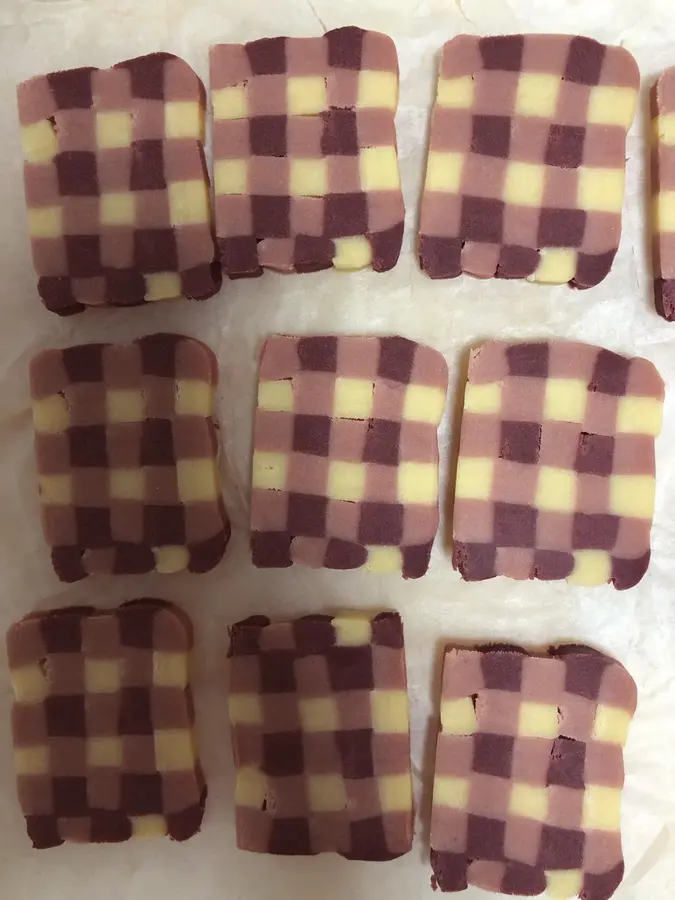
top-left (0, 0), bottom-right (674, 897)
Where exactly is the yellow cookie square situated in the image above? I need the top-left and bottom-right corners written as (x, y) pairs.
top-left (578, 167), bottom-right (625, 214)
top-left (153, 546), bottom-right (189, 575)
top-left (655, 114), bottom-right (675, 147)
top-left (153, 651), bottom-right (189, 688)
top-left (168, 180), bottom-right (209, 226)
top-left (463, 382), bottom-right (502, 415)
top-left (437, 76), bottom-right (474, 109)
top-left (106, 389), bottom-right (145, 423)
top-left (176, 458), bottom-right (219, 503)
top-left (100, 192), bottom-right (136, 227)
top-left (87, 737), bottom-right (123, 768)
top-left (299, 697), bottom-right (339, 732)
top-left (109, 468), bottom-right (145, 501)
top-left (15, 745), bottom-right (49, 776)
top-left (546, 871), bottom-right (584, 900)
top-left (252, 451), bottom-right (288, 491)
top-left (379, 773), bottom-right (412, 812)
top-left (85, 659), bottom-right (122, 694)
top-left (504, 161), bottom-right (545, 207)
top-left (371, 690), bottom-right (409, 734)
top-left (592, 704), bottom-right (632, 745)
top-left (165, 101), bottom-right (203, 139)
top-left (228, 693), bottom-right (263, 726)
top-left (333, 377), bottom-right (374, 419)
top-left (290, 159), bottom-right (328, 197)
top-left (358, 70), bottom-right (398, 110)
top-left (568, 550), bottom-right (611, 586)
top-left (528, 248), bottom-right (577, 284)
top-left (518, 701), bottom-right (559, 738)
top-left (333, 615), bottom-right (371, 646)
top-left (145, 272), bottom-right (182, 302)
top-left (609, 474), bottom-right (655, 518)
top-left (433, 776), bottom-right (470, 810)
top-left (10, 664), bottom-right (48, 704)
top-left (236, 767), bottom-right (267, 808)
top-left (308, 775), bottom-right (347, 812)
top-left (398, 461), bottom-right (438, 506)
top-left (360, 146), bottom-right (400, 192)
top-left (334, 236), bottom-right (372, 271)
top-left (425, 151), bottom-right (465, 194)
top-left (515, 73), bottom-right (561, 118)
top-left (214, 159), bottom-right (248, 195)
top-left (544, 378), bottom-right (588, 424)
top-left (403, 384), bottom-right (446, 424)
top-left (509, 783), bottom-right (549, 821)
top-left (328, 461), bottom-right (366, 503)
top-left (22, 120), bottom-right (58, 164)
top-left (616, 396), bottom-right (663, 436)
top-left (258, 379), bottom-right (294, 412)
top-left (28, 206), bottom-right (63, 239)
top-left (365, 546), bottom-right (403, 573)
top-left (154, 729), bottom-right (195, 772)
top-left (176, 379), bottom-right (213, 417)
top-left (96, 112), bottom-right (133, 149)
top-left (33, 393), bottom-right (70, 434)
top-left (455, 457), bottom-right (494, 502)
top-left (581, 784), bottom-right (622, 831)
top-left (440, 697), bottom-right (478, 735)
top-left (655, 191), bottom-right (675, 232)
top-left (288, 76), bottom-right (328, 116)
top-left (587, 85), bottom-right (637, 129)
top-left (38, 474), bottom-right (72, 505)
top-left (212, 85), bottom-right (248, 121)
top-left (535, 466), bottom-right (577, 513)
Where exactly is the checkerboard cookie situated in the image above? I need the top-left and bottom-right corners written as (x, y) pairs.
top-left (419, 35), bottom-right (639, 287)
top-left (211, 26), bottom-right (404, 276)
top-left (30, 333), bottom-right (230, 582)
top-left (250, 335), bottom-right (448, 578)
top-left (7, 600), bottom-right (205, 848)
top-left (18, 53), bottom-right (220, 315)
top-left (430, 644), bottom-right (636, 899)
top-left (453, 340), bottom-right (663, 590)
top-left (227, 611), bottom-right (413, 859)
top-left (652, 67), bottom-right (675, 320)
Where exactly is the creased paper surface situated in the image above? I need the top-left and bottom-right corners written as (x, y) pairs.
top-left (0, 1), bottom-right (674, 898)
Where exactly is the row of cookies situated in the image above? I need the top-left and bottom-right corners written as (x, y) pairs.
top-left (30, 332), bottom-right (664, 590)
top-left (6, 602), bottom-right (636, 900)
top-left (17, 28), bottom-right (675, 313)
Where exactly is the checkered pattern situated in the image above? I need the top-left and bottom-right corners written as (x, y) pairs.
top-left (652, 67), bottom-right (675, 320)
top-left (18, 53), bottom-right (221, 316)
top-left (250, 335), bottom-right (448, 578)
top-left (430, 644), bottom-right (636, 899)
top-left (227, 611), bottom-right (413, 859)
top-left (210, 26), bottom-right (404, 276)
top-left (30, 333), bottom-right (230, 582)
top-left (453, 340), bottom-right (664, 590)
top-left (7, 600), bottom-right (205, 848)
top-left (419, 35), bottom-right (639, 287)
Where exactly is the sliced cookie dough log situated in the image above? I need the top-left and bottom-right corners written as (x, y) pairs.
top-left (419, 35), bottom-right (638, 287)
top-left (30, 333), bottom-right (230, 581)
top-left (250, 334), bottom-right (448, 578)
top-left (652, 67), bottom-right (675, 320)
top-left (211, 26), bottom-right (404, 276)
top-left (452, 340), bottom-right (663, 589)
top-left (18, 54), bottom-right (221, 315)
top-left (7, 600), bottom-right (205, 848)
top-left (430, 644), bottom-right (636, 899)
top-left (227, 611), bottom-right (413, 858)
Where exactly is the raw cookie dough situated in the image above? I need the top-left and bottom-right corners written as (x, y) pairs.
top-left (210, 26), bottom-right (404, 276)
top-left (30, 333), bottom-right (230, 581)
top-left (227, 611), bottom-right (413, 859)
top-left (430, 644), bottom-right (636, 899)
top-left (452, 340), bottom-right (664, 590)
top-left (7, 600), bottom-right (205, 848)
top-left (18, 53), bottom-right (221, 315)
top-left (652, 67), bottom-right (675, 320)
top-left (419, 35), bottom-right (638, 287)
top-left (250, 334), bottom-right (448, 577)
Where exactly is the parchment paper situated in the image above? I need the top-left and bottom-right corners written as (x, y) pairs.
top-left (0, 1), bottom-right (674, 897)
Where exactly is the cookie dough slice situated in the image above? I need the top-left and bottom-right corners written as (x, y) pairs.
top-left (420, 35), bottom-right (638, 286)
top-left (652, 67), bottom-right (675, 319)
top-left (19, 54), bottom-right (220, 314)
top-left (250, 334), bottom-right (448, 577)
top-left (8, 600), bottom-right (205, 847)
top-left (431, 644), bottom-right (636, 899)
top-left (452, 340), bottom-right (663, 589)
top-left (211, 26), bottom-right (404, 276)
top-left (228, 611), bottom-right (413, 858)
top-left (31, 333), bottom-right (230, 581)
